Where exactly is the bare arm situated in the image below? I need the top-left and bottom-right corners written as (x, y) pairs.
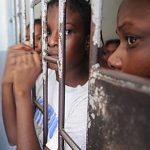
top-left (15, 91), bottom-right (41, 150)
top-left (2, 83), bottom-right (17, 145)
top-left (1, 46), bottom-right (19, 145)
top-left (12, 47), bottom-right (42, 150)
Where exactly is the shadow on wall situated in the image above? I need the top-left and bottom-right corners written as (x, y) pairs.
top-left (0, 51), bottom-right (16, 150)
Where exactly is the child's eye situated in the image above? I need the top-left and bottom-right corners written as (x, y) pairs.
top-left (65, 29), bottom-right (72, 36)
top-left (126, 35), bottom-right (140, 46)
top-left (47, 31), bottom-right (51, 36)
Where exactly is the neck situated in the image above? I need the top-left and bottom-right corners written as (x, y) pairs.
top-left (56, 64), bottom-right (89, 87)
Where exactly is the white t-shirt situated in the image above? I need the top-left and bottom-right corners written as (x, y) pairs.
top-left (34, 69), bottom-right (88, 150)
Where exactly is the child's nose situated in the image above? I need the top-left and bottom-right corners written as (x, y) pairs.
top-left (107, 50), bottom-right (122, 70)
top-left (48, 32), bottom-right (58, 47)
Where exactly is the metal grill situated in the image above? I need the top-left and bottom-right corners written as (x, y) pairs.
top-left (11, 0), bottom-right (150, 150)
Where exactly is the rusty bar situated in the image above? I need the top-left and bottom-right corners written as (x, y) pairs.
top-left (44, 55), bottom-right (58, 64)
top-left (89, 0), bottom-right (104, 69)
top-left (16, 0), bottom-right (21, 43)
top-left (60, 129), bottom-right (81, 150)
top-left (31, 0), bottom-right (41, 7)
top-left (21, 0), bottom-right (27, 42)
top-left (58, 0), bottom-right (67, 149)
top-left (41, 0), bottom-right (48, 147)
top-left (33, 101), bottom-right (43, 113)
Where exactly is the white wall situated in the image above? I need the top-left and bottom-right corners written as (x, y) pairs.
top-left (0, 0), bottom-right (16, 149)
top-left (102, 0), bottom-right (122, 41)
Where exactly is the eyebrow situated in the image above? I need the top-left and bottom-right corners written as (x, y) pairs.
top-left (66, 22), bottom-right (76, 28)
top-left (117, 21), bottom-right (135, 31)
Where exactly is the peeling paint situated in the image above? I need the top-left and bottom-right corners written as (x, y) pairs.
top-left (87, 64), bottom-right (150, 150)
top-left (91, 0), bottom-right (103, 47)
top-left (58, 0), bottom-right (66, 79)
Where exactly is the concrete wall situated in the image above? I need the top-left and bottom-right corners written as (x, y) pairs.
top-left (102, 0), bottom-right (122, 41)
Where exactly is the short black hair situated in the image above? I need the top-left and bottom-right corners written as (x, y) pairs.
top-left (47, 0), bottom-right (91, 36)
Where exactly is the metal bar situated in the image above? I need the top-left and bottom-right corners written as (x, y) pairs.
top-left (16, 0), bottom-right (21, 43)
top-left (30, 0), bottom-right (35, 48)
top-left (89, 0), bottom-right (104, 68)
top-left (21, 0), bottom-right (27, 42)
top-left (29, 0), bottom-right (37, 130)
top-left (31, 0), bottom-right (41, 7)
top-left (44, 56), bottom-right (58, 64)
top-left (33, 101), bottom-right (43, 113)
top-left (60, 129), bottom-right (81, 150)
top-left (13, 0), bottom-right (17, 43)
top-left (58, 0), bottom-right (67, 149)
top-left (41, 0), bottom-right (48, 147)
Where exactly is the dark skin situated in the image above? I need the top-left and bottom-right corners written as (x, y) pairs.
top-left (99, 42), bottom-right (119, 68)
top-left (26, 23), bottom-right (42, 53)
top-left (2, 4), bottom-right (89, 150)
top-left (108, 0), bottom-right (150, 78)
top-left (47, 4), bottom-right (88, 86)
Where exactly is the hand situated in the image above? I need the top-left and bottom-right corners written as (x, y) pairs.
top-left (13, 50), bottom-right (42, 95)
top-left (2, 44), bottom-right (32, 84)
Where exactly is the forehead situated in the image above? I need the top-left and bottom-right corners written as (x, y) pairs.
top-left (47, 4), bottom-right (82, 25)
top-left (117, 0), bottom-right (150, 31)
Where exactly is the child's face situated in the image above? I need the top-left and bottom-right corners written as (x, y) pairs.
top-left (47, 4), bottom-right (87, 71)
top-left (108, 0), bottom-right (150, 78)
top-left (100, 43), bottom-right (119, 68)
top-left (26, 24), bottom-right (42, 52)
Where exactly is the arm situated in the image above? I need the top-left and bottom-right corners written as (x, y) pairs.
top-left (12, 48), bottom-right (42, 150)
top-left (2, 44), bottom-right (35, 145)
top-left (15, 91), bottom-right (41, 150)
top-left (2, 83), bottom-right (17, 145)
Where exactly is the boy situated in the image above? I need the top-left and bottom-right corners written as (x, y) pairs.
top-left (2, 0), bottom-right (91, 150)
top-left (26, 18), bottom-right (42, 52)
top-left (2, 19), bottom-right (42, 147)
top-left (99, 39), bottom-right (120, 68)
top-left (108, 0), bottom-right (150, 78)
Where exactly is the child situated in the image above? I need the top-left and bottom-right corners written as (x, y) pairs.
top-left (2, 0), bottom-right (91, 150)
top-left (99, 39), bottom-right (120, 68)
top-left (1, 18), bottom-right (42, 147)
top-left (108, 0), bottom-right (150, 78)
top-left (26, 18), bottom-right (42, 52)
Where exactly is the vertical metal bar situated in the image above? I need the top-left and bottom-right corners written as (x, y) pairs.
top-left (41, 0), bottom-right (48, 147)
top-left (30, 0), bottom-right (37, 113)
top-left (13, 0), bottom-right (17, 44)
top-left (90, 0), bottom-right (104, 68)
top-left (58, 0), bottom-right (67, 149)
top-left (30, 0), bottom-right (35, 48)
top-left (21, 0), bottom-right (27, 42)
top-left (16, 0), bottom-right (21, 43)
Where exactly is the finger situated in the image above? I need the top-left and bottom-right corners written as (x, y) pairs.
top-left (27, 51), bottom-right (34, 65)
top-left (24, 41), bottom-right (30, 46)
top-left (8, 50), bottom-right (34, 58)
top-left (8, 44), bottom-right (33, 52)
top-left (32, 52), bottom-right (41, 67)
